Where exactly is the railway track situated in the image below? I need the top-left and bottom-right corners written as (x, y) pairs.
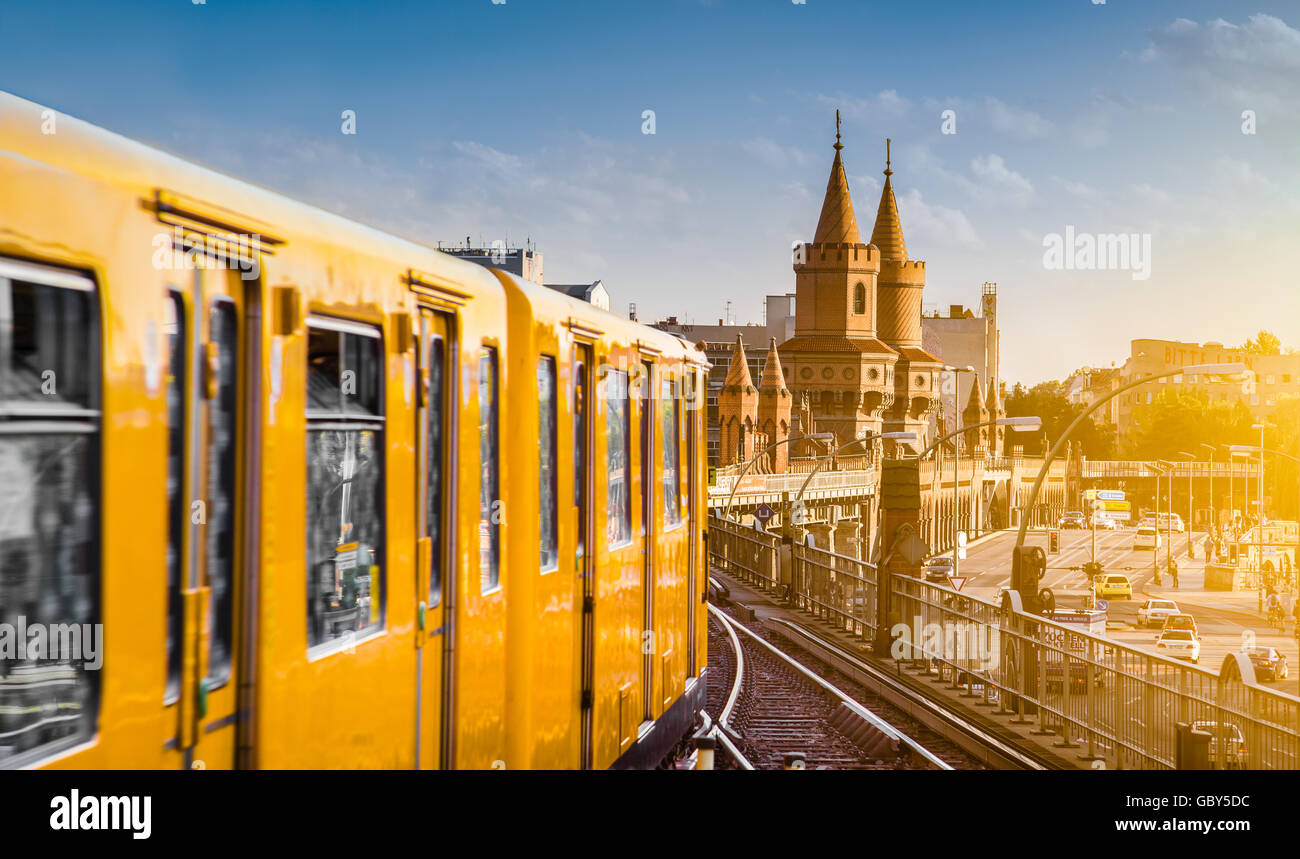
top-left (706, 572), bottom-right (1056, 770)
top-left (704, 601), bottom-right (964, 770)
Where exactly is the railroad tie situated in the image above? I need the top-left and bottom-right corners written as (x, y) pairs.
top-left (829, 702), bottom-right (900, 760)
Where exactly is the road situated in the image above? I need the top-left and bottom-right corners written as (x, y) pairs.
top-left (943, 527), bottom-right (1299, 697)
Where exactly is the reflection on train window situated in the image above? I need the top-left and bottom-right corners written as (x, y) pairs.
top-left (164, 292), bottom-right (184, 702)
top-left (478, 348), bottom-right (500, 592)
top-left (425, 334), bottom-right (444, 605)
top-left (205, 300), bottom-right (237, 684)
top-left (0, 266), bottom-right (99, 765)
top-left (305, 319), bottom-right (385, 651)
top-left (604, 367), bottom-right (631, 547)
top-left (538, 357), bottom-right (558, 571)
top-left (661, 372), bottom-right (681, 526)
top-left (573, 351), bottom-right (588, 564)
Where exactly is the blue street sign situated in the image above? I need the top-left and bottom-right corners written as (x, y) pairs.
top-left (1096, 599), bottom-right (1109, 612)
top-left (1098, 490), bottom-right (1126, 501)
top-left (755, 503), bottom-right (774, 524)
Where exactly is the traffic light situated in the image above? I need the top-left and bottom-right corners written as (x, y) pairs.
top-left (1049, 530), bottom-right (1060, 554)
top-left (1012, 545), bottom-right (1047, 601)
top-left (1082, 561), bottom-right (1103, 581)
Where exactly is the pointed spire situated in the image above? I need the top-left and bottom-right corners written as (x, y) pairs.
top-left (870, 138), bottom-right (908, 260)
top-left (812, 112), bottom-right (862, 245)
top-left (723, 334), bottom-right (754, 390)
top-left (759, 338), bottom-right (788, 392)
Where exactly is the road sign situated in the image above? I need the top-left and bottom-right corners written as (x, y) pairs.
top-left (1098, 490), bottom-right (1126, 501)
top-left (1096, 599), bottom-right (1109, 612)
top-left (957, 531), bottom-right (968, 548)
top-left (1102, 500), bottom-right (1131, 512)
top-left (948, 576), bottom-right (967, 591)
top-left (1084, 489), bottom-right (1097, 501)
top-left (957, 547), bottom-right (967, 561)
top-left (754, 503), bottom-right (774, 524)
top-left (897, 534), bottom-right (931, 567)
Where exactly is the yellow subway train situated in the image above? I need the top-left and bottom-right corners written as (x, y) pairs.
top-left (0, 91), bottom-right (708, 769)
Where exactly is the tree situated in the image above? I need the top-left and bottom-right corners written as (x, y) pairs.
top-left (1002, 380), bottom-right (1118, 459)
top-left (1244, 330), bottom-right (1282, 355)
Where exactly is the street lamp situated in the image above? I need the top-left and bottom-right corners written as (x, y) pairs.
top-left (1178, 451), bottom-right (1197, 559)
top-left (720, 432), bottom-right (835, 522)
top-left (943, 366), bottom-right (977, 563)
top-left (790, 430), bottom-right (918, 542)
top-left (1153, 460), bottom-right (1175, 586)
top-left (1199, 442), bottom-right (1216, 537)
top-left (1013, 362), bottom-right (1248, 558)
top-left (919, 412), bottom-right (1042, 585)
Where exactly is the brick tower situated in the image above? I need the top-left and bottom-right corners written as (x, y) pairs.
top-left (756, 337), bottom-right (792, 473)
top-left (871, 139), bottom-right (942, 453)
top-left (780, 114), bottom-right (898, 451)
top-left (717, 334), bottom-right (758, 466)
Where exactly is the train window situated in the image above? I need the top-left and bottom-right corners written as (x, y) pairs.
top-left (425, 334), bottom-right (445, 606)
top-left (205, 300), bottom-right (237, 684)
top-left (573, 348), bottom-right (589, 565)
top-left (661, 372), bottom-right (681, 527)
top-left (604, 366), bottom-right (631, 547)
top-left (538, 357), bottom-right (558, 572)
top-left (0, 262), bottom-right (100, 765)
top-left (305, 318), bottom-right (385, 652)
top-left (478, 348), bottom-right (500, 592)
top-left (164, 292), bottom-right (184, 702)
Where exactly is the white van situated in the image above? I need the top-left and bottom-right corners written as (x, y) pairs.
top-left (1134, 527), bottom-right (1162, 550)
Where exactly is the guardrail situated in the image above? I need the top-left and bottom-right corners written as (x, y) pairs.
top-left (1083, 460), bottom-right (1261, 479)
top-left (707, 515), bottom-right (781, 590)
top-left (707, 513), bottom-right (1300, 769)
top-left (791, 542), bottom-right (878, 642)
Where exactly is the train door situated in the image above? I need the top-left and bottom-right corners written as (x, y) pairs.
top-left (167, 266), bottom-right (247, 770)
top-left (416, 308), bottom-right (454, 769)
top-left (573, 343), bottom-right (594, 768)
top-left (639, 359), bottom-right (656, 723)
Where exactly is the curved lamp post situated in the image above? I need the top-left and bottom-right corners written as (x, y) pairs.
top-left (1013, 362), bottom-right (1249, 554)
top-left (720, 431), bottom-right (834, 522)
top-left (789, 430), bottom-right (917, 537)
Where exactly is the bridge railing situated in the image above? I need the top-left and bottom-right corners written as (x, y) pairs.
top-left (706, 516), bottom-right (781, 590)
top-left (1083, 460), bottom-right (1260, 479)
top-left (707, 468), bottom-right (876, 501)
top-left (791, 542), bottom-right (878, 641)
top-left (888, 576), bottom-right (1300, 770)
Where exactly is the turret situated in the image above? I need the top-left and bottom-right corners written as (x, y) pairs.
top-left (717, 334), bottom-right (758, 465)
top-left (756, 338), bottom-right (792, 473)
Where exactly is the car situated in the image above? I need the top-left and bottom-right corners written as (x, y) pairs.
top-left (1156, 513), bottom-right (1186, 533)
top-left (1162, 613), bottom-right (1199, 637)
top-left (1137, 599), bottom-right (1180, 628)
top-left (1191, 721), bottom-right (1248, 769)
top-left (1059, 511), bottom-right (1087, 530)
top-left (923, 555), bottom-right (955, 583)
top-left (1242, 646), bottom-right (1290, 681)
top-left (1095, 574), bottom-right (1132, 599)
top-left (1091, 514), bottom-right (1120, 530)
top-left (1133, 526), bottom-right (1162, 550)
top-left (1137, 517), bottom-right (1155, 528)
top-left (1156, 629), bottom-right (1200, 663)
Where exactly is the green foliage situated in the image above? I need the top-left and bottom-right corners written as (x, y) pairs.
top-left (1244, 330), bottom-right (1282, 355)
top-left (1002, 380), bottom-right (1118, 459)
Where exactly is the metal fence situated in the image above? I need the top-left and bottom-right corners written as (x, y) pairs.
top-left (707, 516), bottom-right (781, 590)
top-left (791, 542), bottom-right (878, 642)
top-left (707, 512), bottom-right (1300, 770)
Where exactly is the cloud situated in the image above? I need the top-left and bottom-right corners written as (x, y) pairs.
top-left (970, 154), bottom-right (1035, 206)
top-left (1142, 14), bottom-right (1300, 110)
top-left (451, 140), bottom-right (526, 177)
top-left (741, 137), bottom-right (810, 168)
top-left (896, 189), bottom-right (982, 251)
top-left (1055, 177), bottom-right (1101, 201)
top-left (985, 97), bottom-right (1055, 139)
top-left (820, 89), bottom-right (912, 122)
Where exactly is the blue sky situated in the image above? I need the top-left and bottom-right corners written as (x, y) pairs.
top-left (2, 0), bottom-right (1298, 384)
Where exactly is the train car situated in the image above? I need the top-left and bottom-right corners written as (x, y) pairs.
top-left (0, 90), bottom-right (706, 769)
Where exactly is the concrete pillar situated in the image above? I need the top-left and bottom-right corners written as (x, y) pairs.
top-left (874, 459), bottom-right (923, 655)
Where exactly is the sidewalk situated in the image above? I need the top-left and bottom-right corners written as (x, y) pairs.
top-left (1142, 566), bottom-right (1275, 622)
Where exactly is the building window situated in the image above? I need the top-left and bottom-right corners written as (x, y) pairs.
top-left (305, 319), bottom-right (385, 651)
top-left (0, 262), bottom-right (100, 764)
top-left (537, 356), bottom-right (558, 571)
top-left (853, 283), bottom-right (866, 315)
top-left (605, 367), bottom-right (632, 547)
top-left (478, 348), bottom-right (500, 592)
